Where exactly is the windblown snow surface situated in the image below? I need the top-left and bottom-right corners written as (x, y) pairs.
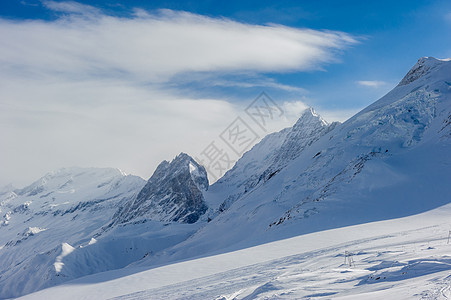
top-left (2, 57), bottom-right (451, 299)
top-left (19, 204), bottom-right (451, 299)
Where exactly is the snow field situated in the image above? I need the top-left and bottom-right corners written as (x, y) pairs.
top-left (22, 202), bottom-right (451, 300)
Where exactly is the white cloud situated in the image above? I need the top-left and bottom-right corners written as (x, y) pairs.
top-left (0, 5), bottom-right (357, 83)
top-left (356, 80), bottom-right (387, 88)
top-left (0, 2), bottom-right (357, 186)
top-left (281, 101), bottom-right (310, 119)
top-left (210, 78), bottom-right (308, 93)
top-left (0, 77), bottom-right (240, 186)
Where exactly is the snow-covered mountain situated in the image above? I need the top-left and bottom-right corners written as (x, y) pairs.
top-left (204, 108), bottom-right (338, 218)
top-left (150, 57), bottom-right (451, 263)
top-left (0, 158), bottom-right (210, 298)
top-left (0, 167), bottom-right (146, 297)
top-left (1, 57), bottom-right (450, 299)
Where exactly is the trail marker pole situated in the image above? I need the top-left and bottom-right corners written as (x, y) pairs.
top-left (344, 251), bottom-right (355, 267)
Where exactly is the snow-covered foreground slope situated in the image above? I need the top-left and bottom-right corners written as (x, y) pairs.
top-left (21, 202), bottom-right (451, 300)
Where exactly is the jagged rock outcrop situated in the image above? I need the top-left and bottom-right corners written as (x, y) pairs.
top-left (115, 153), bottom-right (209, 224)
top-left (399, 57), bottom-right (443, 86)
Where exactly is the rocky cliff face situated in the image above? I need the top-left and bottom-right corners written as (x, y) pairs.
top-left (115, 153), bottom-right (209, 224)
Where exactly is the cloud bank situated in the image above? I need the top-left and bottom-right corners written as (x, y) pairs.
top-left (0, 1), bottom-right (357, 186)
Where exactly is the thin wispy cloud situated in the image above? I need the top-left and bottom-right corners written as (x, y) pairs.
top-left (356, 80), bottom-right (387, 88)
top-left (210, 78), bottom-right (308, 93)
top-left (42, 0), bottom-right (101, 15)
top-left (0, 1), bottom-right (358, 186)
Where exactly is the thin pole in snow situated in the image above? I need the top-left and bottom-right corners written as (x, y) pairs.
top-left (344, 251), bottom-right (354, 267)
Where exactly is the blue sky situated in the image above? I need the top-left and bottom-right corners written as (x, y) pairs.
top-left (2, 1), bottom-right (450, 110)
top-left (1, 0), bottom-right (450, 186)
top-left (2, 0), bottom-right (450, 109)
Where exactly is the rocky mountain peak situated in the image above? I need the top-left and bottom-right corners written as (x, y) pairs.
top-left (114, 153), bottom-right (209, 224)
top-left (293, 107), bottom-right (328, 129)
top-left (398, 57), bottom-right (450, 86)
top-left (269, 108), bottom-right (334, 168)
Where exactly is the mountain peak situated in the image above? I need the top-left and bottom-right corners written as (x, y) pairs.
top-left (15, 167), bottom-right (130, 197)
top-left (175, 152), bottom-right (191, 160)
top-left (294, 108), bottom-right (328, 128)
top-left (114, 153), bottom-right (209, 224)
top-left (399, 56), bottom-right (451, 86)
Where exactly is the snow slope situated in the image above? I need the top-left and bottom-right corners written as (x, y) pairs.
top-left (20, 201), bottom-right (451, 300)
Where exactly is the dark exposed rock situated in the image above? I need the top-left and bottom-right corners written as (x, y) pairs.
top-left (115, 153), bottom-right (209, 224)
